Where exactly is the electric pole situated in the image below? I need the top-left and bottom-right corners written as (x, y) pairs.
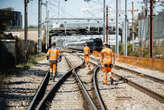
top-left (45, 0), bottom-right (49, 50)
top-left (132, 1), bottom-right (134, 51)
top-left (106, 6), bottom-right (109, 44)
top-left (124, 0), bottom-right (128, 56)
top-left (38, 0), bottom-right (42, 53)
top-left (24, 0), bottom-right (28, 61)
top-left (116, 0), bottom-right (119, 54)
top-left (150, 0), bottom-right (154, 58)
top-left (103, 0), bottom-right (106, 42)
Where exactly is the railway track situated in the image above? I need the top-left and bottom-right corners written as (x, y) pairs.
top-left (113, 65), bottom-right (164, 84)
top-left (28, 52), bottom-right (107, 110)
top-left (88, 55), bottom-right (164, 103)
top-left (67, 53), bottom-right (107, 110)
top-left (28, 56), bottom-right (72, 110)
top-left (89, 55), bottom-right (164, 84)
top-left (28, 49), bottom-right (164, 110)
top-left (70, 49), bottom-right (164, 104)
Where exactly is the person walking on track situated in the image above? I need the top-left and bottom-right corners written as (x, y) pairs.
top-left (83, 43), bottom-right (91, 70)
top-left (100, 42), bottom-right (114, 84)
top-left (46, 41), bottom-right (62, 81)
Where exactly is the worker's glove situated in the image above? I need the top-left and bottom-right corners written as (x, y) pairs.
top-left (58, 56), bottom-right (62, 62)
top-left (46, 56), bottom-right (49, 60)
top-left (110, 64), bottom-right (113, 68)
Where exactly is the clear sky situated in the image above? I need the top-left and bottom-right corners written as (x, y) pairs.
top-left (0, 0), bottom-right (162, 27)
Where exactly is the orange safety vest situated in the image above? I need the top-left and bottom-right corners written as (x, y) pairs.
top-left (101, 47), bottom-right (113, 64)
top-left (46, 48), bottom-right (61, 60)
top-left (83, 46), bottom-right (90, 55)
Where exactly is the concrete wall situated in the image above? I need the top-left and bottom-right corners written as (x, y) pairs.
top-left (5, 30), bottom-right (45, 42)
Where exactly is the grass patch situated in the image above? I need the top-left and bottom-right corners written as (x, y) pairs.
top-left (0, 53), bottom-right (46, 87)
top-left (16, 53), bottom-right (46, 69)
top-left (0, 74), bottom-right (6, 85)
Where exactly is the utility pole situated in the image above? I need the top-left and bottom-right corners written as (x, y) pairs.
top-left (131, 1), bottom-right (138, 51)
top-left (24, 0), bottom-right (28, 61)
top-left (132, 1), bottom-right (134, 51)
top-left (45, 0), bottom-right (49, 50)
top-left (124, 0), bottom-right (128, 56)
top-left (150, 0), bottom-right (154, 58)
top-left (106, 6), bottom-right (109, 44)
top-left (116, 0), bottom-right (119, 54)
top-left (38, 0), bottom-right (42, 53)
top-left (103, 0), bottom-right (106, 42)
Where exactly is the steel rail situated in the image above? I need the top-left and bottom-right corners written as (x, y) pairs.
top-left (88, 56), bottom-right (164, 103)
top-left (88, 55), bottom-right (164, 84)
top-left (112, 72), bottom-right (164, 103)
top-left (93, 66), bottom-right (106, 110)
top-left (35, 56), bottom-right (83, 110)
top-left (28, 71), bottom-right (50, 110)
top-left (36, 69), bottom-right (73, 110)
top-left (65, 55), bottom-right (98, 110)
top-left (113, 65), bottom-right (164, 84)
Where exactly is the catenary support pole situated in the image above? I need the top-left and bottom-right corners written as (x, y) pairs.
top-left (45, 0), bottom-right (49, 50)
top-left (38, 0), bottom-right (42, 53)
top-left (24, 0), bottom-right (28, 61)
top-left (103, 0), bottom-right (106, 42)
top-left (106, 6), bottom-right (109, 44)
top-left (124, 0), bottom-right (128, 56)
top-left (132, 1), bottom-right (134, 51)
top-left (116, 0), bottom-right (119, 54)
top-left (150, 0), bottom-right (154, 58)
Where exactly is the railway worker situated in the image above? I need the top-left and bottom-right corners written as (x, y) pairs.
top-left (46, 41), bottom-right (62, 81)
top-left (83, 43), bottom-right (91, 70)
top-left (100, 42), bottom-right (114, 84)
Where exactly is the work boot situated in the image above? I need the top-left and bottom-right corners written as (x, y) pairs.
top-left (52, 75), bottom-right (56, 82)
top-left (103, 79), bottom-right (108, 85)
top-left (50, 72), bottom-right (53, 80)
top-left (110, 77), bottom-right (113, 85)
top-left (88, 65), bottom-right (91, 70)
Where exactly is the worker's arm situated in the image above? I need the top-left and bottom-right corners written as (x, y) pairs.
top-left (100, 50), bottom-right (104, 64)
top-left (46, 49), bottom-right (50, 60)
top-left (58, 49), bottom-right (62, 62)
top-left (89, 48), bottom-right (91, 55)
top-left (112, 51), bottom-right (114, 62)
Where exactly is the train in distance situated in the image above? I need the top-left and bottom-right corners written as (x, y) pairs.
top-left (66, 38), bottom-right (103, 52)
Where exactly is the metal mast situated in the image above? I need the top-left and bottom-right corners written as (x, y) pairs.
top-left (124, 0), bottom-right (128, 56)
top-left (45, 0), bottom-right (49, 50)
top-left (106, 6), bottom-right (109, 44)
top-left (132, 1), bottom-right (134, 51)
top-left (103, 0), bottom-right (106, 42)
top-left (150, 0), bottom-right (154, 58)
top-left (24, 0), bottom-right (28, 61)
top-left (38, 0), bottom-right (42, 53)
top-left (116, 0), bottom-right (119, 54)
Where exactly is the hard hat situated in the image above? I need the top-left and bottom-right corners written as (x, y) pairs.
top-left (103, 42), bottom-right (108, 45)
top-left (51, 41), bottom-right (56, 46)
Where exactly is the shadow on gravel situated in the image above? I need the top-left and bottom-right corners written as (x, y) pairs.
top-left (0, 97), bottom-right (7, 110)
top-left (13, 68), bottom-right (47, 78)
top-left (0, 87), bottom-right (35, 109)
top-left (0, 94), bottom-right (33, 101)
top-left (56, 72), bottom-right (64, 78)
top-left (0, 82), bottom-right (38, 109)
top-left (0, 63), bottom-right (48, 109)
top-left (35, 63), bottom-right (49, 66)
top-left (5, 81), bottom-right (32, 85)
top-left (0, 87), bottom-right (36, 94)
